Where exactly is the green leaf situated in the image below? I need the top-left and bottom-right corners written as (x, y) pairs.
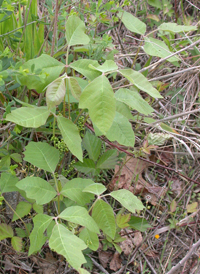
top-left (74, 159), bottom-right (99, 175)
top-left (159, 22), bottom-right (197, 33)
top-left (78, 268), bottom-right (91, 274)
top-left (117, 11), bottom-right (146, 35)
top-left (57, 116), bottom-right (83, 161)
top-left (46, 77), bottom-right (66, 109)
top-left (18, 54), bottom-right (65, 93)
top-left (96, 149), bottom-right (118, 169)
top-left (67, 77), bottom-right (82, 101)
top-left (6, 107), bottom-right (50, 128)
top-left (66, 15), bottom-right (90, 47)
top-left (79, 75), bottom-right (116, 134)
top-left (79, 228), bottom-right (99, 251)
top-left (60, 178), bottom-right (94, 206)
top-left (106, 112), bottom-right (135, 147)
top-left (0, 224), bottom-right (13, 240)
top-left (115, 88), bottom-right (154, 115)
top-left (128, 216), bottom-right (151, 232)
top-left (11, 237), bottom-right (22, 252)
top-left (0, 173), bottom-right (19, 193)
top-left (116, 100), bottom-right (134, 120)
top-left (24, 142), bottom-right (59, 173)
top-left (110, 189), bottom-right (144, 213)
top-left (89, 60), bottom-right (118, 73)
top-left (143, 37), bottom-right (179, 63)
top-left (33, 203), bottom-right (43, 214)
top-left (69, 59), bottom-right (101, 81)
top-left (17, 177), bottom-right (57, 205)
top-left (59, 206), bottom-right (99, 233)
top-left (92, 199), bottom-right (116, 239)
top-left (49, 224), bottom-right (87, 270)
top-left (82, 131), bottom-right (102, 161)
top-left (119, 69), bottom-right (162, 98)
top-left (148, 0), bottom-right (162, 9)
top-left (83, 183), bottom-right (106, 196)
top-left (29, 214), bottom-right (53, 255)
top-left (12, 201), bottom-right (32, 222)
top-left (10, 153), bottom-right (22, 163)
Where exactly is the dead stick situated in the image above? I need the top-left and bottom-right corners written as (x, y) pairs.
top-left (166, 238), bottom-right (200, 274)
top-left (85, 123), bottom-right (200, 186)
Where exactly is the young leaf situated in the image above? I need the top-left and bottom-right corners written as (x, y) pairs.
top-left (115, 88), bottom-right (154, 115)
top-left (82, 131), bottom-right (102, 161)
top-left (5, 107), bottom-right (50, 128)
top-left (143, 37), bottom-right (179, 63)
top-left (69, 59), bottom-right (101, 81)
top-left (59, 206), bottom-right (99, 234)
top-left (46, 77), bottom-right (66, 109)
top-left (0, 224), bottom-right (13, 240)
top-left (79, 75), bottom-right (116, 134)
top-left (159, 22), bottom-right (197, 33)
top-left (117, 11), bottom-right (146, 35)
top-left (49, 223), bottom-right (87, 270)
top-left (12, 201), bottom-right (32, 222)
top-left (18, 54), bottom-right (65, 93)
top-left (79, 228), bottom-right (99, 251)
top-left (60, 178), bottom-right (94, 206)
top-left (17, 177), bottom-right (57, 205)
top-left (96, 149), bottom-right (118, 169)
top-left (92, 199), bottom-right (116, 239)
top-left (83, 183), bottom-right (107, 196)
top-left (67, 77), bottom-right (82, 101)
top-left (29, 214), bottom-right (53, 255)
top-left (11, 237), bottom-right (22, 252)
top-left (110, 189), bottom-right (144, 213)
top-left (66, 15), bottom-right (90, 47)
top-left (116, 213), bottom-right (131, 228)
top-left (0, 172), bottom-right (19, 193)
top-left (57, 116), bottom-right (83, 162)
top-left (119, 69), bottom-right (162, 98)
top-left (105, 112), bottom-right (135, 147)
top-left (24, 142), bottom-right (60, 173)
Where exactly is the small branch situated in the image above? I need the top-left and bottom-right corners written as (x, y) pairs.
top-left (89, 257), bottom-right (110, 274)
top-left (139, 38), bottom-right (200, 73)
top-left (85, 123), bottom-right (200, 186)
top-left (166, 238), bottom-right (200, 274)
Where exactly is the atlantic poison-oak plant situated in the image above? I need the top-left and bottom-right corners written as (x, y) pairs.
top-left (1, 10), bottom-right (197, 272)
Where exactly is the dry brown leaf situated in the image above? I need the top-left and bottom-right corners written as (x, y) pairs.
top-left (111, 157), bottom-right (167, 206)
top-left (109, 252), bottom-right (122, 271)
top-left (98, 250), bottom-right (113, 268)
top-left (141, 243), bottom-right (158, 258)
top-left (31, 256), bottom-right (58, 274)
top-left (119, 231), bottom-right (134, 256)
top-left (170, 177), bottom-right (184, 197)
top-left (133, 232), bottom-right (143, 247)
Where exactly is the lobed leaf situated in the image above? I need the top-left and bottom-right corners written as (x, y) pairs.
top-left (57, 116), bottom-right (83, 161)
top-left (79, 75), bottom-right (116, 134)
top-left (17, 177), bottom-right (57, 205)
top-left (5, 107), bottom-right (50, 128)
top-left (110, 189), bottom-right (144, 213)
top-left (59, 206), bottom-right (99, 233)
top-left (49, 224), bottom-right (87, 270)
top-left (24, 142), bottom-right (60, 173)
top-left (92, 199), bottom-right (116, 239)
